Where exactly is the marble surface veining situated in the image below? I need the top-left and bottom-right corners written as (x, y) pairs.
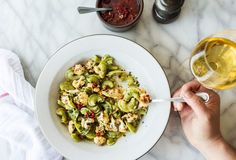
top-left (1, 0), bottom-right (236, 159)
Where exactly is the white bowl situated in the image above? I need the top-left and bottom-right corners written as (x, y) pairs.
top-left (35, 34), bottom-right (170, 160)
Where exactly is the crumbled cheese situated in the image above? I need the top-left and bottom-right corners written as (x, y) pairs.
top-left (93, 87), bottom-right (100, 93)
top-left (66, 89), bottom-right (79, 94)
top-left (68, 120), bottom-right (75, 134)
top-left (85, 59), bottom-right (96, 72)
top-left (95, 125), bottom-right (105, 136)
top-left (106, 117), bottom-right (118, 132)
top-left (61, 95), bottom-right (69, 104)
top-left (138, 89), bottom-right (151, 108)
top-left (74, 64), bottom-right (86, 75)
top-left (72, 76), bottom-right (86, 89)
top-left (139, 93), bottom-right (151, 108)
top-left (81, 118), bottom-right (94, 129)
top-left (87, 83), bottom-right (93, 88)
top-left (87, 83), bottom-right (100, 93)
top-left (122, 113), bottom-right (139, 123)
top-left (74, 92), bottom-right (88, 106)
top-left (117, 119), bottom-right (127, 133)
top-left (94, 136), bottom-right (106, 145)
top-left (97, 111), bottom-right (109, 125)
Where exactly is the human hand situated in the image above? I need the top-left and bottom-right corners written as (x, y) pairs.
top-left (172, 80), bottom-right (222, 151)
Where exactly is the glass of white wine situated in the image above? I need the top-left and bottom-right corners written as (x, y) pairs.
top-left (190, 29), bottom-right (236, 90)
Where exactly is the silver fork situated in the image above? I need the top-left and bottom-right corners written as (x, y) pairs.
top-left (152, 92), bottom-right (209, 103)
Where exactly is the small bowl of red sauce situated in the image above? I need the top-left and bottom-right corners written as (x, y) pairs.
top-left (96, 0), bottom-right (144, 32)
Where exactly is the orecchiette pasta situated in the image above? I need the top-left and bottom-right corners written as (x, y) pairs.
top-left (56, 55), bottom-right (151, 145)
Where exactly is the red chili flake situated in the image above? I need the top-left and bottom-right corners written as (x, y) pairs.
top-left (76, 103), bottom-right (84, 110)
top-left (85, 113), bottom-right (89, 118)
top-left (96, 132), bottom-right (102, 137)
top-left (78, 134), bottom-right (84, 139)
top-left (85, 111), bottom-right (95, 119)
top-left (119, 95), bottom-right (124, 100)
top-left (90, 111), bottom-right (95, 118)
top-left (92, 83), bottom-right (98, 88)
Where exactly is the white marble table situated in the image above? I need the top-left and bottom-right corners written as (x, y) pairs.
top-left (1, 0), bottom-right (236, 159)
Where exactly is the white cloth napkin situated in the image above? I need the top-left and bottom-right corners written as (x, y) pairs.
top-left (0, 49), bottom-right (62, 160)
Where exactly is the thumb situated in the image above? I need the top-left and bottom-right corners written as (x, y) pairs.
top-left (182, 90), bottom-right (207, 116)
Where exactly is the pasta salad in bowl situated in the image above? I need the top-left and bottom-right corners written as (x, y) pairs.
top-left (35, 35), bottom-right (170, 160)
top-left (56, 55), bottom-right (151, 145)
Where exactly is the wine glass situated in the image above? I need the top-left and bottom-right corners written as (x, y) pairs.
top-left (190, 29), bottom-right (236, 90)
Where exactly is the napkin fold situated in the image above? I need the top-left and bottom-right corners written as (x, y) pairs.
top-left (0, 49), bottom-right (62, 160)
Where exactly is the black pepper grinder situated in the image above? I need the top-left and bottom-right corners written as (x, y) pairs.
top-left (153, 0), bottom-right (185, 24)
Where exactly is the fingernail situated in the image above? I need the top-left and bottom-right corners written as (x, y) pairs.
top-left (183, 91), bottom-right (194, 99)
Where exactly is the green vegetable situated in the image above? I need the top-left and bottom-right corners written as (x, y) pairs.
top-left (65, 69), bottom-right (80, 80)
top-left (126, 123), bottom-right (137, 133)
top-left (108, 65), bottom-right (119, 71)
top-left (124, 87), bottom-right (140, 101)
top-left (101, 54), bottom-right (113, 64)
top-left (67, 109), bottom-right (79, 121)
top-left (107, 131), bottom-right (119, 138)
top-left (56, 55), bottom-right (151, 146)
top-left (56, 108), bottom-right (68, 124)
top-left (60, 81), bottom-right (75, 91)
top-left (85, 131), bottom-right (96, 139)
top-left (70, 133), bottom-right (81, 142)
top-left (94, 62), bottom-right (107, 78)
top-left (88, 94), bottom-right (104, 106)
top-left (107, 138), bottom-right (116, 145)
top-left (80, 108), bottom-right (90, 115)
top-left (91, 55), bottom-right (101, 63)
top-left (118, 98), bottom-right (138, 113)
top-left (102, 80), bottom-right (114, 89)
top-left (87, 105), bottom-right (101, 113)
top-left (127, 76), bottom-right (139, 86)
top-left (68, 99), bottom-right (76, 109)
top-left (74, 121), bottom-right (90, 135)
top-left (107, 70), bottom-right (127, 77)
top-left (57, 100), bottom-right (71, 110)
top-left (137, 108), bottom-right (148, 116)
top-left (87, 75), bottom-right (100, 84)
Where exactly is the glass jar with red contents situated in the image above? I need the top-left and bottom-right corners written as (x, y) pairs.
top-left (96, 0), bottom-right (144, 32)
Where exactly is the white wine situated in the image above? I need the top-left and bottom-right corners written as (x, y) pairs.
top-left (190, 37), bottom-right (236, 90)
